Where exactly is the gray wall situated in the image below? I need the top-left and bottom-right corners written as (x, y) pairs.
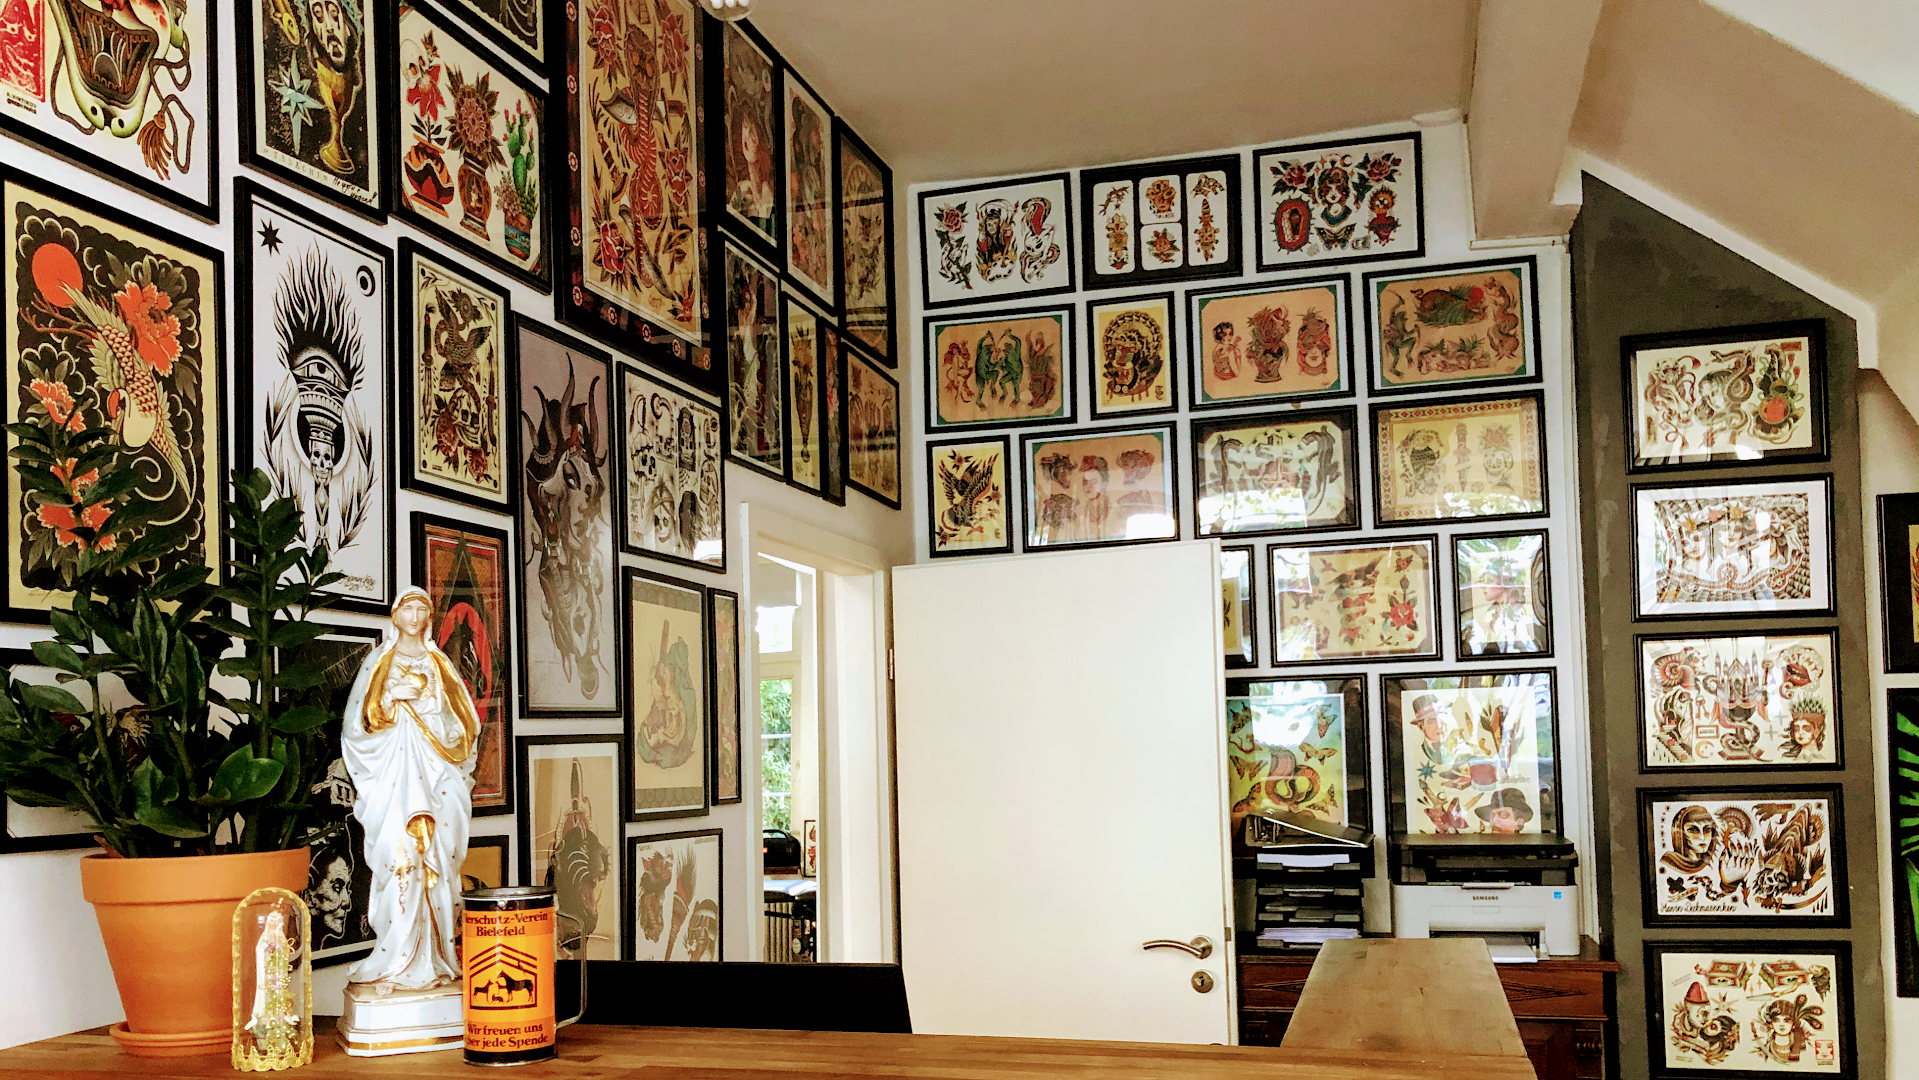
top-left (1571, 175), bottom-right (1884, 1079)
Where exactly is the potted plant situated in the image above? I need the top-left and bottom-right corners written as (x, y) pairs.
top-left (0, 413), bottom-right (350, 1057)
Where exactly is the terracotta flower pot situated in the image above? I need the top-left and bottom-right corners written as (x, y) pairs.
top-left (80, 847), bottom-right (310, 1058)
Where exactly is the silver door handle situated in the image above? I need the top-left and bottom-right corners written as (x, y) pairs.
top-left (1141, 936), bottom-right (1213, 959)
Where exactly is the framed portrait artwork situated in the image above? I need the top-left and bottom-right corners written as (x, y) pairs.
top-left (924, 306), bottom-right (1074, 432)
top-left (821, 325), bottom-right (847, 505)
top-left (1220, 546), bottom-right (1256, 669)
top-left (1644, 940), bottom-right (1853, 1078)
top-left (1188, 276), bottom-right (1353, 409)
top-left (1225, 677), bottom-right (1369, 835)
top-left (1634, 477), bottom-right (1833, 620)
top-left (709, 588), bottom-right (743, 805)
top-left (0, 0), bottom-right (216, 220)
top-left (1020, 426), bottom-right (1177, 551)
top-left (1639, 631), bottom-right (1841, 771)
top-left (1254, 132), bottom-right (1423, 272)
top-left (716, 20), bottom-right (782, 257)
top-left (836, 121), bottom-right (895, 364)
top-left (237, 0), bottom-right (385, 218)
top-left (398, 240), bottom-right (514, 511)
top-left (626, 829), bottom-right (722, 961)
top-left (1270, 538), bottom-right (1439, 666)
top-left (1382, 669), bottom-right (1560, 837)
top-left (1453, 530), bottom-right (1552, 658)
top-left (783, 295), bottom-right (825, 494)
top-left (3, 171), bottom-right (225, 622)
top-left (1625, 321), bottom-right (1826, 471)
top-left (617, 364), bottom-right (725, 572)
top-left (1372, 392), bottom-right (1547, 526)
top-left (0, 649), bottom-right (115, 852)
top-left (1087, 293), bottom-right (1177, 419)
top-left (927, 436), bottom-right (1012, 558)
top-left (846, 346), bottom-right (901, 509)
top-left (412, 512), bottom-right (513, 816)
top-left (444, 0), bottom-right (542, 70)
top-left (623, 568), bottom-right (709, 821)
top-left (918, 172), bottom-right (1075, 309)
top-left (556, 0), bottom-right (713, 387)
top-left (235, 178), bottom-right (395, 616)
top-left (1877, 492), bottom-right (1919, 671)
top-left (1363, 257), bottom-right (1540, 395)
top-left (1639, 786), bottom-right (1846, 927)
top-left (513, 317), bottom-right (623, 718)
top-left (517, 733), bottom-right (624, 960)
top-left (1079, 154), bottom-right (1241, 289)
top-left (390, 0), bottom-right (549, 291)
top-left (783, 68), bottom-right (836, 308)
top-left (724, 242), bottom-right (784, 479)
top-left (1192, 407), bottom-right (1359, 538)
top-left (1890, 689), bottom-right (1919, 996)
top-left (462, 834), bottom-right (510, 889)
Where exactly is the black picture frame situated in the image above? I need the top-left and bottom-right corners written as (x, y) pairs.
top-left (462, 833), bottom-right (512, 889)
top-left (1220, 545), bottom-right (1257, 669)
top-left (442, 0), bottom-right (546, 75)
top-left (396, 238), bottom-right (518, 512)
top-left (1078, 154), bottom-right (1242, 291)
top-left (833, 120), bottom-right (897, 366)
top-left (708, 588), bottom-right (744, 806)
top-left (0, 648), bottom-right (101, 853)
top-left (1642, 939), bottom-right (1855, 1080)
top-left (1191, 405), bottom-right (1361, 539)
top-left (614, 362), bottom-right (729, 574)
top-left (1622, 319), bottom-right (1829, 473)
top-left (1637, 784), bottom-right (1849, 929)
top-left (1890, 688), bottom-right (1919, 997)
top-left (624, 828), bottom-right (724, 961)
top-left (820, 324), bottom-right (848, 507)
top-left (410, 511), bottom-right (516, 818)
top-left (1186, 274), bottom-right (1356, 411)
top-left (1252, 131), bottom-right (1425, 273)
top-left (621, 566), bottom-right (711, 823)
top-left (708, 17), bottom-right (785, 264)
top-left (1879, 492), bottom-right (1919, 672)
top-left (780, 292), bottom-right (829, 497)
top-left (925, 435), bottom-right (1015, 559)
top-left (844, 342), bottom-right (902, 510)
top-left (923, 304), bottom-right (1078, 434)
top-left (1361, 256), bottom-right (1542, 397)
top-left (1370, 389), bottom-right (1550, 529)
top-left (1085, 291), bottom-right (1179, 420)
top-left (1451, 529), bottom-right (1554, 659)
top-left (1270, 536), bottom-right (1442, 667)
top-left (916, 172), bottom-right (1077, 311)
top-left (514, 732), bottom-right (627, 949)
top-left (1225, 675), bottom-right (1370, 833)
top-left (1380, 668), bottom-right (1561, 837)
top-left (1636, 629), bottom-right (1844, 773)
top-left (721, 239), bottom-right (787, 481)
top-left (1018, 423), bottom-right (1179, 553)
top-left (1632, 475), bottom-right (1835, 622)
top-left (232, 176), bottom-right (396, 617)
top-left (780, 63), bottom-right (838, 312)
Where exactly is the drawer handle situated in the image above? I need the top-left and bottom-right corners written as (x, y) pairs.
top-left (1142, 936), bottom-right (1214, 959)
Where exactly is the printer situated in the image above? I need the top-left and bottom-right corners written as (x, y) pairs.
top-left (1391, 832), bottom-right (1579, 959)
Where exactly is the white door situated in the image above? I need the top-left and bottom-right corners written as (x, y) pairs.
top-left (892, 542), bottom-right (1233, 1043)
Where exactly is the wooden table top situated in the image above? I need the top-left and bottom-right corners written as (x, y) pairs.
top-left (1282, 938), bottom-right (1530, 1062)
top-left (0, 1021), bottom-right (1540, 1080)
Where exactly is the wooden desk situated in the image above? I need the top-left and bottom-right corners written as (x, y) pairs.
top-left (1283, 939), bottom-right (1529, 1061)
top-left (0, 1021), bottom-right (1542, 1080)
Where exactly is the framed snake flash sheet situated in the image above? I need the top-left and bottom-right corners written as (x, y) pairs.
top-left (1226, 676), bottom-right (1368, 838)
top-left (1191, 407), bottom-right (1359, 539)
top-left (1624, 320), bottom-right (1826, 472)
top-left (1633, 477), bottom-right (1833, 620)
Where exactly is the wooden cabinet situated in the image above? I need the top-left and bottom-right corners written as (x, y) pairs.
top-left (1238, 938), bottom-right (1619, 1080)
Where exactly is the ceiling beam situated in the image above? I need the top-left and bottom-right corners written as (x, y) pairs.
top-left (1467, 0), bottom-right (1603, 239)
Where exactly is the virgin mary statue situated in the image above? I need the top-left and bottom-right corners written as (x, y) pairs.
top-left (341, 586), bottom-right (482, 993)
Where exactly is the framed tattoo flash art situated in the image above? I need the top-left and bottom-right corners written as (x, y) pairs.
top-left (783, 68), bottom-right (835, 307)
top-left (0, 0), bottom-right (216, 219)
top-left (1088, 293), bottom-right (1176, 419)
top-left (709, 588), bottom-right (742, 804)
top-left (1639, 786), bottom-right (1846, 927)
top-left (623, 568), bottom-right (708, 821)
top-left (1877, 492), bottom-right (1919, 672)
top-left (1080, 154), bottom-right (1241, 289)
top-left (783, 295), bottom-right (824, 494)
top-left (1645, 941), bottom-right (1853, 1078)
top-left (1192, 407), bottom-right (1359, 539)
top-left (4, 172), bottom-right (225, 622)
top-left (1382, 669), bottom-right (1559, 836)
top-left (846, 345), bottom-right (900, 508)
top-left (924, 306), bottom-right (1073, 432)
top-left (518, 733), bottom-right (623, 960)
top-left (235, 179), bottom-right (395, 616)
top-left (1372, 392), bottom-right (1547, 526)
top-left (724, 242), bottom-right (783, 478)
top-left (1188, 276), bottom-right (1353, 409)
top-left (626, 829), bottom-right (722, 961)
top-left (717, 20), bottom-right (781, 255)
top-left (1639, 631), bottom-right (1840, 771)
top-left (413, 513), bottom-right (513, 816)
top-left (1255, 132), bottom-right (1423, 272)
top-left (1226, 677), bottom-right (1369, 834)
top-left (837, 121), bottom-right (895, 364)
top-left (927, 436), bottom-right (1012, 558)
top-left (1020, 425), bottom-right (1176, 551)
top-left (918, 173), bottom-right (1074, 310)
top-left (1453, 530), bottom-right (1552, 658)
top-left (1220, 546), bottom-right (1256, 669)
top-left (445, 0), bottom-right (542, 70)
top-left (1890, 689), bottom-right (1919, 996)
top-left (462, 834), bottom-right (509, 888)
top-left (514, 317), bottom-right (622, 717)
top-left (1625, 321), bottom-right (1826, 471)
top-left (238, 0), bottom-right (385, 217)
top-left (1634, 477), bottom-right (1833, 620)
top-left (820, 325), bottom-right (846, 505)
top-left (0, 649), bottom-right (112, 852)
top-left (1270, 537), bottom-right (1439, 666)
top-left (398, 239), bottom-right (514, 511)
top-left (617, 363), bottom-right (724, 572)
top-left (1364, 257), bottom-right (1540, 395)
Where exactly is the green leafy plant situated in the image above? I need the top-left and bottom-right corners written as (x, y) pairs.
top-left (0, 410), bottom-right (348, 856)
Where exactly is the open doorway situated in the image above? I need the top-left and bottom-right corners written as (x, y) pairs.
top-left (755, 554), bottom-right (818, 962)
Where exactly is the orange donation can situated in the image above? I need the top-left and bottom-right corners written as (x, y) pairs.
top-left (462, 886), bottom-right (582, 1066)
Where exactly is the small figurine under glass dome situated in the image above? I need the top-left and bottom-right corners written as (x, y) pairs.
top-left (232, 887), bottom-right (313, 1071)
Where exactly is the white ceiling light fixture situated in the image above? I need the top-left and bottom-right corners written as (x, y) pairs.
top-left (699, 0), bottom-right (752, 22)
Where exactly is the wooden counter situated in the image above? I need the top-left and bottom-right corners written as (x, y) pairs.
top-left (1282, 938), bottom-right (1529, 1060)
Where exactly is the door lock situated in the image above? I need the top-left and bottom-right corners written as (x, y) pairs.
top-left (1191, 971), bottom-right (1214, 994)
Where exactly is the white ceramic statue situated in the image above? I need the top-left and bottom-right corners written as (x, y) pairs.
top-left (340, 586), bottom-right (480, 993)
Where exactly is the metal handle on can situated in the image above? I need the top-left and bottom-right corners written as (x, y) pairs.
top-left (557, 911), bottom-right (587, 1029)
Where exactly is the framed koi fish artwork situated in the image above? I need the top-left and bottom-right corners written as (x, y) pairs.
top-left (1364, 257), bottom-right (1540, 395)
